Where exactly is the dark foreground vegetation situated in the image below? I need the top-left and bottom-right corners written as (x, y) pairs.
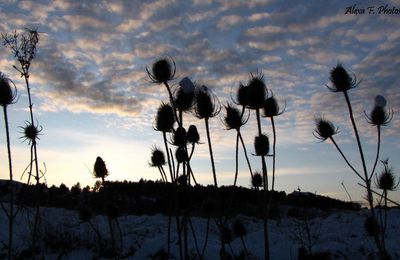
top-left (0, 179), bottom-right (360, 218)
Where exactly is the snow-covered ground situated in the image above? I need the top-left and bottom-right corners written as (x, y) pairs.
top-left (1, 205), bottom-right (399, 259)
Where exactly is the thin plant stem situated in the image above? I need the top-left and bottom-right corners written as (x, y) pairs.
top-left (238, 131), bottom-right (253, 179)
top-left (270, 117), bottom-right (277, 191)
top-left (163, 132), bottom-right (174, 182)
top-left (205, 118), bottom-right (217, 187)
top-left (369, 126), bottom-right (381, 181)
top-left (329, 137), bottom-right (364, 181)
top-left (233, 132), bottom-right (240, 186)
top-left (357, 183), bottom-right (400, 207)
top-left (188, 216), bottom-right (201, 257)
top-left (255, 108), bottom-right (270, 260)
top-left (3, 107), bottom-right (14, 260)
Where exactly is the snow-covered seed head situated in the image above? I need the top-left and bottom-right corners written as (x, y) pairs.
top-left (313, 117), bottom-right (338, 142)
top-left (180, 77), bottom-right (195, 94)
top-left (0, 72), bottom-right (17, 107)
top-left (374, 95), bottom-right (387, 108)
top-left (146, 57), bottom-right (176, 84)
top-left (154, 103), bottom-right (175, 132)
top-left (246, 72), bottom-right (267, 109)
top-left (365, 105), bottom-right (393, 127)
top-left (150, 146), bottom-right (166, 167)
top-left (187, 125), bottom-right (200, 144)
top-left (254, 134), bottom-right (270, 156)
top-left (328, 64), bottom-right (359, 92)
top-left (232, 219), bottom-right (247, 237)
top-left (251, 172), bottom-right (263, 188)
top-left (175, 80), bottom-right (195, 112)
top-left (93, 156), bottom-right (109, 181)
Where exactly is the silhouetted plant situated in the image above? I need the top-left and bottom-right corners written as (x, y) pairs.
top-left (93, 156), bottom-right (109, 184)
top-left (223, 104), bottom-right (252, 186)
top-left (263, 94), bottom-right (285, 191)
top-left (150, 146), bottom-right (168, 182)
top-left (2, 29), bottom-right (43, 255)
top-left (375, 159), bottom-right (399, 249)
top-left (232, 219), bottom-right (249, 257)
top-left (314, 64), bottom-right (394, 256)
top-left (0, 72), bottom-right (18, 260)
top-left (194, 86), bottom-right (220, 187)
top-left (251, 172), bottom-right (263, 190)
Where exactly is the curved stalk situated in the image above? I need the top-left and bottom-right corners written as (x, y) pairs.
top-left (238, 131), bottom-right (253, 179)
top-left (270, 117), bottom-right (277, 191)
top-left (369, 126), bottom-right (381, 181)
top-left (233, 133), bottom-right (240, 186)
top-left (163, 132), bottom-right (174, 182)
top-left (205, 118), bottom-right (217, 187)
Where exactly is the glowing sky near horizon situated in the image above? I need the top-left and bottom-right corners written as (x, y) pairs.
top-left (0, 0), bottom-right (399, 204)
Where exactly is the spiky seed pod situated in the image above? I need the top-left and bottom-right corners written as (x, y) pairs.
top-left (328, 64), bottom-right (359, 92)
top-left (187, 125), bottom-right (200, 144)
top-left (223, 104), bottom-right (246, 130)
top-left (0, 72), bottom-right (17, 107)
top-left (175, 147), bottom-right (188, 163)
top-left (79, 207), bottom-right (92, 222)
top-left (254, 134), bottom-right (270, 156)
top-left (246, 72), bottom-right (267, 109)
top-left (237, 83), bottom-right (248, 106)
top-left (263, 95), bottom-right (285, 118)
top-left (94, 156), bottom-right (109, 180)
top-left (376, 161), bottom-right (397, 191)
top-left (232, 219), bottom-right (247, 238)
top-left (172, 126), bottom-right (187, 147)
top-left (364, 216), bottom-right (380, 236)
top-left (252, 172), bottom-right (263, 188)
top-left (150, 147), bottom-right (166, 167)
top-left (175, 87), bottom-right (195, 112)
top-left (146, 57), bottom-right (176, 84)
top-left (194, 86), bottom-right (220, 119)
top-left (220, 226), bottom-right (233, 244)
top-left (107, 203), bottom-right (119, 219)
top-left (20, 121), bottom-right (42, 144)
top-left (313, 118), bottom-right (338, 142)
top-left (365, 105), bottom-right (393, 126)
top-left (154, 103), bottom-right (175, 132)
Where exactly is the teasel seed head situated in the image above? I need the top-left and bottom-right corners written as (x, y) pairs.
top-left (194, 85), bottom-right (220, 119)
top-left (252, 172), bottom-right (263, 188)
top-left (146, 57), bottom-right (176, 84)
top-left (187, 125), bottom-right (200, 144)
top-left (93, 156), bottom-right (109, 181)
top-left (150, 146), bottom-right (166, 167)
top-left (254, 134), bottom-right (270, 156)
top-left (175, 147), bottom-right (188, 163)
top-left (0, 72), bottom-right (17, 107)
top-left (263, 94), bottom-right (285, 118)
top-left (365, 104), bottom-right (393, 127)
top-left (313, 117), bottom-right (338, 142)
top-left (376, 159), bottom-right (398, 191)
top-left (236, 83), bottom-right (248, 107)
top-left (175, 77), bottom-right (195, 112)
top-left (246, 72), bottom-right (267, 109)
top-left (171, 126), bottom-right (187, 147)
top-left (20, 121), bottom-right (42, 144)
top-left (223, 103), bottom-right (248, 130)
top-left (328, 64), bottom-right (359, 92)
top-left (154, 103), bottom-right (175, 132)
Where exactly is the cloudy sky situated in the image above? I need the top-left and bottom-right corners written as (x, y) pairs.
top-left (0, 0), bottom-right (399, 203)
